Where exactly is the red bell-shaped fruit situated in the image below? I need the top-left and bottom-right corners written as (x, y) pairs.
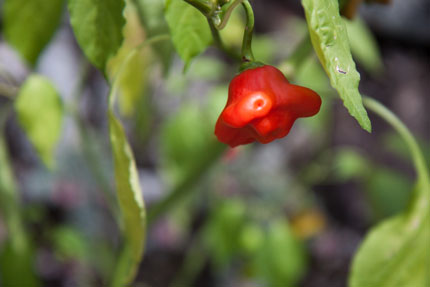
top-left (215, 65), bottom-right (321, 147)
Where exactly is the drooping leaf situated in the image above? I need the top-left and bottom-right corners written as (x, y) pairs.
top-left (165, 0), bottom-right (212, 69)
top-left (108, 51), bottom-right (146, 283)
top-left (15, 75), bottom-right (64, 168)
top-left (68, 0), bottom-right (125, 71)
top-left (344, 17), bottom-right (383, 75)
top-left (349, 97), bottom-right (430, 287)
top-left (108, 110), bottom-right (146, 285)
top-left (3, 0), bottom-right (65, 65)
top-left (301, 0), bottom-right (371, 132)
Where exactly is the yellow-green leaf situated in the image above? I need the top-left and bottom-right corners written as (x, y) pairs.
top-left (15, 75), bottom-right (63, 168)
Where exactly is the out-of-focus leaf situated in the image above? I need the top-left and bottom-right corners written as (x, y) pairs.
top-left (161, 103), bottom-right (215, 184)
top-left (301, 0), bottom-right (371, 132)
top-left (349, 97), bottom-right (430, 287)
top-left (165, 0), bottom-right (211, 69)
top-left (138, 0), bottom-right (174, 72)
top-left (107, 4), bottom-right (149, 116)
top-left (254, 220), bottom-right (307, 287)
top-left (15, 75), bottom-right (63, 168)
top-left (344, 17), bottom-right (383, 74)
top-left (253, 36), bottom-right (276, 64)
top-left (205, 200), bottom-right (247, 267)
top-left (160, 87), bottom-right (225, 185)
top-left (365, 168), bottom-right (411, 219)
top-left (68, 0), bottom-right (125, 71)
top-left (295, 57), bottom-right (332, 97)
top-left (3, 0), bottom-right (65, 65)
top-left (334, 148), bottom-right (370, 181)
top-left (187, 57), bottom-right (226, 81)
top-left (52, 227), bottom-right (87, 261)
top-left (239, 222), bottom-right (264, 254)
top-left (0, 137), bottom-right (39, 287)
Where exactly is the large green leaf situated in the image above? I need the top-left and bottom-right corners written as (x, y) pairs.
top-left (349, 97), bottom-right (430, 287)
top-left (165, 0), bottom-right (211, 69)
top-left (68, 0), bottom-right (125, 71)
top-left (301, 0), bottom-right (371, 132)
top-left (15, 75), bottom-right (64, 168)
top-left (3, 0), bottom-right (65, 65)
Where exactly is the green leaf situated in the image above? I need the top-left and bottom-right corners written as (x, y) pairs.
top-left (108, 65), bottom-right (146, 284)
top-left (344, 17), bottom-right (383, 75)
top-left (160, 87), bottom-right (225, 185)
top-left (349, 187), bottom-right (430, 287)
top-left (349, 97), bottom-right (430, 287)
top-left (205, 200), bottom-right (247, 267)
top-left (165, 0), bottom-right (212, 69)
top-left (3, 0), bottom-right (65, 65)
top-left (254, 220), bottom-right (307, 287)
top-left (15, 75), bottom-right (63, 168)
top-left (301, 0), bottom-right (371, 132)
top-left (68, 0), bottom-right (125, 71)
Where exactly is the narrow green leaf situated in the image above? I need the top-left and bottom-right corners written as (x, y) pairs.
top-left (301, 0), bottom-right (371, 132)
top-left (165, 0), bottom-right (211, 69)
top-left (68, 0), bottom-right (125, 71)
top-left (349, 97), bottom-right (430, 287)
top-left (108, 46), bottom-right (146, 283)
top-left (108, 110), bottom-right (145, 285)
top-left (15, 75), bottom-right (63, 168)
top-left (344, 17), bottom-right (383, 75)
top-left (3, 0), bottom-right (65, 65)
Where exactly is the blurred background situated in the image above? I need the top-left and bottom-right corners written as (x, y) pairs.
top-left (0, 0), bottom-right (429, 286)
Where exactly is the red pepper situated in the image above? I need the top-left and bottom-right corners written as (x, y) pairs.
top-left (215, 65), bottom-right (321, 147)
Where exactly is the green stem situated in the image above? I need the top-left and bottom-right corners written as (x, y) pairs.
top-left (216, 0), bottom-right (243, 29)
top-left (184, 0), bottom-right (215, 16)
top-left (363, 97), bottom-right (430, 196)
top-left (240, 0), bottom-right (255, 62)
